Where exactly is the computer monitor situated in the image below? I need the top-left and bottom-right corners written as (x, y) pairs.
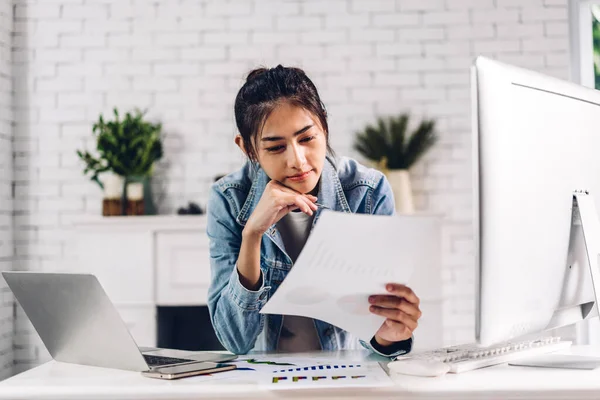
top-left (472, 56), bottom-right (600, 347)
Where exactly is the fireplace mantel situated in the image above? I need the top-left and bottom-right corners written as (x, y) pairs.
top-left (72, 215), bottom-right (208, 347)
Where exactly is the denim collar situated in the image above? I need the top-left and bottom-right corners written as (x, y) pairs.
top-left (236, 155), bottom-right (352, 229)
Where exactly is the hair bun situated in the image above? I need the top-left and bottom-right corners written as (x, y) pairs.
top-left (246, 67), bottom-right (268, 82)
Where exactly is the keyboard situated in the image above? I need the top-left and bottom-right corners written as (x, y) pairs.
top-left (407, 336), bottom-right (572, 373)
top-left (143, 354), bottom-right (195, 367)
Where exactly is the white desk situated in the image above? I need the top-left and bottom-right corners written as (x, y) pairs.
top-left (2, 346), bottom-right (600, 400)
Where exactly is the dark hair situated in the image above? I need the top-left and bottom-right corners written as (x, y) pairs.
top-left (234, 65), bottom-right (334, 161)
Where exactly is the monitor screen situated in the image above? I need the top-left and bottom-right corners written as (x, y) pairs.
top-left (473, 57), bottom-right (600, 346)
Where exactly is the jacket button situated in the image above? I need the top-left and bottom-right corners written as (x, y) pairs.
top-left (258, 291), bottom-right (268, 301)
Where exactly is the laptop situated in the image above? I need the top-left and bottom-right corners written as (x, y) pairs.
top-left (3, 271), bottom-right (237, 371)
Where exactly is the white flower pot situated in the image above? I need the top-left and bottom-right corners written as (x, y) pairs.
top-left (386, 169), bottom-right (415, 214)
top-left (126, 182), bottom-right (144, 201)
top-left (100, 172), bottom-right (124, 200)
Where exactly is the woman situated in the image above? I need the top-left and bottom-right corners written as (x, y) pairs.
top-left (207, 65), bottom-right (421, 358)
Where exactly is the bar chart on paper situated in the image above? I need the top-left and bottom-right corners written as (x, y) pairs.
top-left (264, 362), bottom-right (392, 389)
top-left (274, 363), bottom-right (363, 373)
top-left (260, 211), bottom-right (440, 341)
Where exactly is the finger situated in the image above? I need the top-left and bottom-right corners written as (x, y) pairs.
top-left (369, 296), bottom-right (422, 318)
top-left (303, 196), bottom-right (318, 212)
top-left (369, 295), bottom-right (402, 309)
top-left (276, 197), bottom-right (305, 215)
top-left (279, 200), bottom-right (314, 218)
top-left (282, 194), bottom-right (315, 215)
top-left (273, 182), bottom-right (318, 209)
top-left (292, 192), bottom-right (318, 208)
top-left (294, 194), bottom-right (318, 213)
top-left (370, 306), bottom-right (418, 331)
top-left (385, 284), bottom-right (420, 305)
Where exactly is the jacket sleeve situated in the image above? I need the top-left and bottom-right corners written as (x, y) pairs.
top-left (206, 185), bottom-right (271, 354)
top-left (359, 172), bottom-right (414, 358)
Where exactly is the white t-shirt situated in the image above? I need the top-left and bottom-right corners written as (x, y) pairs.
top-left (275, 210), bottom-right (321, 352)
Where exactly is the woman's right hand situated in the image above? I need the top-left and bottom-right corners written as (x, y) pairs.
top-left (243, 180), bottom-right (318, 238)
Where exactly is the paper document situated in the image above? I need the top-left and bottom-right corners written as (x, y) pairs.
top-left (222, 356), bottom-right (369, 383)
top-left (260, 211), bottom-right (439, 341)
top-left (263, 362), bottom-right (392, 389)
top-left (229, 356), bottom-right (332, 373)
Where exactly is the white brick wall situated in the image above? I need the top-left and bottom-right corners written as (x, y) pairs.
top-left (9, 0), bottom-right (570, 376)
top-left (0, 0), bottom-right (14, 381)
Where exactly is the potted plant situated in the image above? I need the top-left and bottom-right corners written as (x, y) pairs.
top-left (353, 113), bottom-right (438, 214)
top-left (77, 108), bottom-right (164, 216)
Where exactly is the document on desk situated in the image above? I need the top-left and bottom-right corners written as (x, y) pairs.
top-left (264, 362), bottom-right (392, 389)
top-left (259, 210), bottom-right (439, 342)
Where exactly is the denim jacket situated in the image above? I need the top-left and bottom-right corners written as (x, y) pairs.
top-left (206, 155), bottom-right (413, 358)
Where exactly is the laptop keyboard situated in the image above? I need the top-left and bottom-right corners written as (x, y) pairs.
top-left (143, 354), bottom-right (195, 367)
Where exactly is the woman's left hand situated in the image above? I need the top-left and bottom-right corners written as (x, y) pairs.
top-left (369, 284), bottom-right (421, 347)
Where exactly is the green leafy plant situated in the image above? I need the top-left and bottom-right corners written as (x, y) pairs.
top-left (76, 108), bottom-right (164, 189)
top-left (592, 5), bottom-right (600, 89)
top-left (353, 114), bottom-right (438, 170)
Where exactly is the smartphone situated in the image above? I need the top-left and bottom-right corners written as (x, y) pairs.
top-left (141, 362), bottom-right (236, 380)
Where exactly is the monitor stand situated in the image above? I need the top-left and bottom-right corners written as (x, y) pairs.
top-left (510, 190), bottom-right (600, 370)
top-left (573, 191), bottom-right (600, 321)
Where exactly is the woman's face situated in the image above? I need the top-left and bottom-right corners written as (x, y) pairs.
top-left (254, 102), bottom-right (327, 194)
